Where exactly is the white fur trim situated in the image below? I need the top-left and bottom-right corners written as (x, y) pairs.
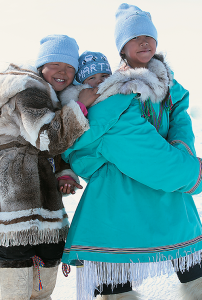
top-left (66, 99), bottom-right (89, 132)
top-left (47, 82), bottom-right (61, 109)
top-left (0, 74), bottom-right (30, 108)
top-left (0, 218), bottom-right (68, 233)
top-left (0, 64), bottom-right (61, 110)
top-left (0, 207), bottom-right (67, 221)
top-left (39, 130), bottom-right (50, 151)
top-left (97, 58), bottom-right (171, 104)
top-left (19, 63), bottom-right (38, 73)
top-left (59, 83), bottom-right (91, 107)
top-left (20, 111), bottom-right (55, 148)
top-left (0, 208), bottom-right (69, 246)
top-left (56, 169), bottom-right (80, 184)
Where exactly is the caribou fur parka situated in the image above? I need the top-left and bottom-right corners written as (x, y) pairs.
top-left (0, 64), bottom-right (89, 267)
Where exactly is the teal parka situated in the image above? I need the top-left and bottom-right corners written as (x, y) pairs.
top-left (61, 55), bottom-right (202, 289)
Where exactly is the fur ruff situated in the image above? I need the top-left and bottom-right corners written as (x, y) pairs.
top-left (55, 169), bottom-right (80, 184)
top-left (0, 64), bottom-right (89, 150)
top-left (60, 53), bottom-right (173, 107)
top-left (0, 63), bottom-right (60, 109)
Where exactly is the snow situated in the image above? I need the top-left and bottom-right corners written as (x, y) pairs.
top-left (52, 118), bottom-right (202, 300)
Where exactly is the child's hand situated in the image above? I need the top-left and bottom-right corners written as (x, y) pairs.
top-left (58, 179), bottom-right (83, 195)
top-left (78, 88), bottom-right (100, 107)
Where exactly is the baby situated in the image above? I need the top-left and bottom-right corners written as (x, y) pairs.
top-left (77, 50), bottom-right (112, 87)
top-left (60, 50), bottom-right (112, 106)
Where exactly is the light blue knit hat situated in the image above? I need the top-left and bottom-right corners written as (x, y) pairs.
top-left (35, 34), bottom-right (79, 71)
top-left (115, 3), bottom-right (158, 54)
top-left (76, 51), bottom-right (112, 83)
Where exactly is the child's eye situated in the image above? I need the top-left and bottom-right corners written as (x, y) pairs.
top-left (133, 37), bottom-right (137, 40)
top-left (89, 77), bottom-right (95, 80)
top-left (67, 65), bottom-right (74, 69)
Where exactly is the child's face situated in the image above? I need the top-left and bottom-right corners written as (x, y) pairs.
top-left (83, 73), bottom-right (110, 88)
top-left (42, 62), bottom-right (75, 91)
top-left (121, 36), bottom-right (156, 68)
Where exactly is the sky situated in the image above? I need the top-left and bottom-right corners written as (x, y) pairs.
top-left (0, 0), bottom-right (202, 109)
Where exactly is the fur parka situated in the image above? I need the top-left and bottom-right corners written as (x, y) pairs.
top-left (0, 64), bottom-right (89, 252)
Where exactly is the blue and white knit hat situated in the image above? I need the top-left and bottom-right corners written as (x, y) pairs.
top-left (76, 51), bottom-right (112, 83)
top-left (115, 3), bottom-right (158, 54)
top-left (35, 34), bottom-right (79, 71)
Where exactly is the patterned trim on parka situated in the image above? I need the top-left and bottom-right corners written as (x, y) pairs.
top-left (64, 231), bottom-right (202, 255)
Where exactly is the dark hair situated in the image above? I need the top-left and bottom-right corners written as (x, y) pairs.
top-left (37, 66), bottom-right (44, 79)
top-left (120, 52), bottom-right (127, 64)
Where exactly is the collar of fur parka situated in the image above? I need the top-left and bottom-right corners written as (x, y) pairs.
top-left (60, 53), bottom-right (173, 107)
top-left (0, 63), bottom-right (60, 109)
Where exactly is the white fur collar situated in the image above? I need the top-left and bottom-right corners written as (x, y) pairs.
top-left (60, 54), bottom-right (173, 107)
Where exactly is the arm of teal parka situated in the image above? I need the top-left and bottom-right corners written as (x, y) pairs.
top-left (62, 94), bottom-right (202, 195)
top-left (167, 79), bottom-right (196, 156)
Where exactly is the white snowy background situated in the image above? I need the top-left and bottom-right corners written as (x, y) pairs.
top-left (0, 0), bottom-right (202, 299)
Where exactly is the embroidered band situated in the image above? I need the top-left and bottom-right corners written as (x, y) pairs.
top-left (170, 140), bottom-right (194, 156)
top-left (64, 233), bottom-right (202, 255)
top-left (185, 158), bottom-right (202, 194)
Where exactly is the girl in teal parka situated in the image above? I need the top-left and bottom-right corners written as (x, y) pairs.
top-left (61, 4), bottom-right (202, 300)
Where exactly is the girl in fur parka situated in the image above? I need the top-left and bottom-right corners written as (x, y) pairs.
top-left (61, 5), bottom-right (202, 300)
top-left (0, 34), bottom-right (98, 300)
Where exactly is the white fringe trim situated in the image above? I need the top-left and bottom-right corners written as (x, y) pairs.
top-left (76, 250), bottom-right (202, 300)
top-left (0, 225), bottom-right (69, 247)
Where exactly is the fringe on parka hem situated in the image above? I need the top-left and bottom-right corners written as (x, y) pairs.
top-left (76, 250), bottom-right (202, 300)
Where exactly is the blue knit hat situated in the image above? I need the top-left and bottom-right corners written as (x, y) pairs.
top-left (35, 34), bottom-right (79, 71)
top-left (115, 3), bottom-right (158, 54)
top-left (76, 51), bottom-right (112, 83)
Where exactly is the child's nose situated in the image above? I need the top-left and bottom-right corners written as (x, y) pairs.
top-left (140, 37), bottom-right (148, 46)
top-left (96, 79), bottom-right (103, 86)
top-left (59, 68), bottom-right (66, 74)
top-left (97, 79), bottom-right (103, 85)
top-left (59, 66), bottom-right (69, 74)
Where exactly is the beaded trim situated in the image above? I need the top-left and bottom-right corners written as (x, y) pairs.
top-left (47, 158), bottom-right (55, 173)
top-left (138, 93), bottom-right (173, 132)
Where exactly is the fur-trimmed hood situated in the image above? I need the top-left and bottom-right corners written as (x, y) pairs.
top-left (60, 54), bottom-right (173, 107)
top-left (0, 63), bottom-right (60, 109)
top-left (0, 63), bottom-right (89, 151)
